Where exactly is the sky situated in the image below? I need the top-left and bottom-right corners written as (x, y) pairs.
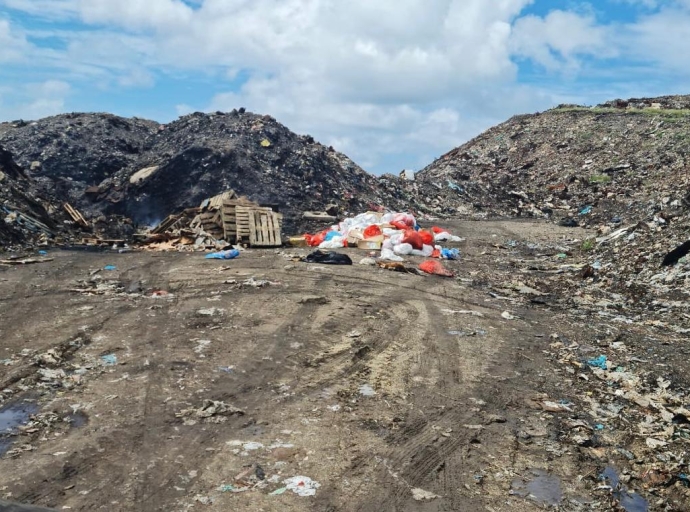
top-left (0, 1), bottom-right (689, 175)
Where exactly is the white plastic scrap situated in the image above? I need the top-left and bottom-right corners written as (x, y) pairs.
top-left (411, 488), bottom-right (440, 501)
top-left (359, 384), bottom-right (376, 397)
top-left (283, 476), bottom-right (321, 497)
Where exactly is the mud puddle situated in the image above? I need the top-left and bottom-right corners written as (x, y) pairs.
top-left (511, 469), bottom-right (563, 506)
top-left (601, 466), bottom-right (649, 512)
top-left (0, 400), bottom-right (39, 455)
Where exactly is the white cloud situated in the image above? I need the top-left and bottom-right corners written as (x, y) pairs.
top-left (2, 1), bottom-right (689, 172)
top-left (618, 4), bottom-right (690, 72)
top-left (511, 10), bottom-right (612, 71)
top-left (0, 18), bottom-right (30, 62)
top-left (0, 0), bottom-right (79, 19)
top-left (1, 80), bottom-right (71, 120)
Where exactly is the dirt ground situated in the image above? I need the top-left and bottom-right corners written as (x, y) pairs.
top-left (1, 220), bottom-right (689, 511)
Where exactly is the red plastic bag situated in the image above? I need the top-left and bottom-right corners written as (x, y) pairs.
top-left (431, 248), bottom-right (441, 258)
top-left (305, 230), bottom-right (328, 247)
top-left (402, 229), bottom-right (423, 250)
top-left (419, 230), bottom-right (434, 246)
top-left (363, 225), bottom-right (383, 239)
top-left (431, 226), bottom-right (448, 234)
top-left (419, 260), bottom-right (455, 277)
top-left (391, 213), bottom-right (415, 230)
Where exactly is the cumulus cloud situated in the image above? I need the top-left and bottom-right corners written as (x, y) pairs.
top-left (1, 1), bottom-right (689, 172)
top-left (511, 10), bottom-right (612, 71)
top-left (0, 18), bottom-right (30, 62)
top-left (1, 80), bottom-right (71, 120)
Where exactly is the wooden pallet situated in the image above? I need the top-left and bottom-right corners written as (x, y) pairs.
top-left (64, 203), bottom-right (88, 227)
top-left (247, 209), bottom-right (283, 247)
top-left (151, 214), bottom-right (181, 234)
top-left (221, 198), bottom-right (259, 241)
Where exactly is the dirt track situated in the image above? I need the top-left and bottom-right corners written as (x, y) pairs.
top-left (1, 220), bottom-right (688, 511)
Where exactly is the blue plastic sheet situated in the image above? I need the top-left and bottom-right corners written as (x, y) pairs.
top-left (205, 249), bottom-right (240, 260)
top-left (441, 248), bottom-right (460, 260)
top-left (587, 355), bottom-right (608, 369)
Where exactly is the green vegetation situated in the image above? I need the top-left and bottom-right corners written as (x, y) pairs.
top-left (590, 174), bottom-right (612, 184)
top-left (581, 238), bottom-right (596, 252)
top-left (553, 106), bottom-right (690, 118)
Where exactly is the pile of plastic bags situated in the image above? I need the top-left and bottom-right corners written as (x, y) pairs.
top-left (303, 212), bottom-right (463, 263)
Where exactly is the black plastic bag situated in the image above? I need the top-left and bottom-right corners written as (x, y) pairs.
top-left (303, 250), bottom-right (353, 265)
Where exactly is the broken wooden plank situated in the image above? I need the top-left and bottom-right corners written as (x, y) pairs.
top-left (0, 258), bottom-right (54, 265)
top-left (63, 203), bottom-right (88, 227)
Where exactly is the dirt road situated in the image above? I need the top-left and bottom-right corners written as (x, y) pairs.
top-left (1, 220), bottom-right (688, 511)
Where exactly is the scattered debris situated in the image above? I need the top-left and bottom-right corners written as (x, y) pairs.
top-left (411, 488), bottom-right (441, 501)
top-left (175, 400), bottom-right (244, 425)
top-left (283, 476), bottom-right (321, 497)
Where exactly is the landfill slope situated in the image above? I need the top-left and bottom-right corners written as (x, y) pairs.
top-left (99, 111), bottom-right (413, 231)
top-left (0, 113), bottom-right (159, 219)
top-left (0, 145), bottom-right (59, 247)
top-left (417, 96), bottom-right (690, 224)
top-left (416, 95), bottom-right (690, 317)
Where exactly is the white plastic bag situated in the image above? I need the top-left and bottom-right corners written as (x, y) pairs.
top-left (380, 248), bottom-right (404, 262)
top-left (394, 243), bottom-right (413, 256)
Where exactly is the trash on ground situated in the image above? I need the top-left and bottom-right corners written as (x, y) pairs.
top-left (359, 384), bottom-right (376, 397)
top-left (175, 400), bottom-right (244, 425)
top-left (283, 476), bottom-right (321, 497)
top-left (302, 250), bottom-right (353, 265)
top-left (100, 354), bottom-right (117, 366)
top-left (411, 487), bottom-right (440, 501)
top-left (419, 260), bottom-right (454, 277)
top-left (206, 249), bottom-right (240, 260)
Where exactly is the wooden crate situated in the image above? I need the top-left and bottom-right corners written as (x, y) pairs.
top-left (221, 198), bottom-right (258, 241)
top-left (247, 209), bottom-right (283, 247)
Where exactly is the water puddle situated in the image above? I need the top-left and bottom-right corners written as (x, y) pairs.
top-left (67, 411), bottom-right (88, 428)
top-left (0, 400), bottom-right (39, 455)
top-left (511, 469), bottom-right (563, 506)
top-left (601, 466), bottom-right (649, 512)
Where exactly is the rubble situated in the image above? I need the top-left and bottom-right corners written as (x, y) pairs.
top-left (175, 400), bottom-right (245, 425)
top-left (415, 94), bottom-right (690, 326)
top-left (138, 189), bottom-right (283, 252)
top-left (0, 145), bottom-right (59, 248)
top-left (95, 110), bottom-right (418, 234)
top-left (0, 113), bottom-right (158, 212)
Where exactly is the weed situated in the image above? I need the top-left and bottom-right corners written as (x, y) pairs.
top-left (581, 239), bottom-right (595, 252)
top-left (590, 174), bottom-right (612, 184)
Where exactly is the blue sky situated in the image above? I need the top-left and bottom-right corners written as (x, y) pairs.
top-left (1, 0), bottom-right (689, 174)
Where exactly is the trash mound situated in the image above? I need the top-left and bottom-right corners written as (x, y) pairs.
top-left (415, 94), bottom-right (690, 308)
top-left (0, 145), bottom-right (60, 249)
top-left (297, 211), bottom-right (462, 276)
top-left (417, 95), bottom-right (690, 225)
top-left (0, 113), bottom-right (159, 214)
top-left (95, 110), bottom-right (416, 234)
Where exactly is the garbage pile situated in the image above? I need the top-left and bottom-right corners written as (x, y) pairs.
top-left (416, 95), bottom-right (690, 226)
top-left (0, 110), bottom-right (431, 240)
top-left (139, 189), bottom-right (283, 253)
top-left (90, 110), bottom-right (420, 234)
top-left (0, 144), bottom-right (62, 249)
top-left (414, 94), bottom-right (690, 314)
top-left (0, 113), bottom-right (158, 215)
top-left (297, 211), bottom-right (464, 277)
